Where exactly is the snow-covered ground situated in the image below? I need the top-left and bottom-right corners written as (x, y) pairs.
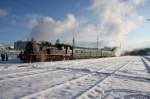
top-left (0, 56), bottom-right (150, 99)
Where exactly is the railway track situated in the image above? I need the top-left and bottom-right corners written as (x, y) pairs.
top-left (0, 61), bottom-right (103, 82)
top-left (74, 61), bottom-right (132, 99)
top-left (1, 56), bottom-right (145, 99)
top-left (0, 68), bottom-right (61, 82)
top-left (0, 69), bottom-right (89, 99)
top-left (20, 73), bottom-right (106, 99)
top-left (19, 59), bottom-right (132, 99)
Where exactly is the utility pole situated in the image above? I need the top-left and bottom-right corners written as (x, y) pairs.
top-left (96, 24), bottom-right (99, 58)
top-left (72, 36), bottom-right (75, 58)
top-left (96, 24), bottom-right (103, 58)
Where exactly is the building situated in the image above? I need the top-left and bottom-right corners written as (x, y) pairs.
top-left (14, 41), bottom-right (30, 50)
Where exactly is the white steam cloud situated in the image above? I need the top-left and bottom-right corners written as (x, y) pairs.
top-left (30, 0), bottom-right (144, 49)
top-left (31, 14), bottom-right (76, 41)
top-left (90, 0), bottom-right (144, 39)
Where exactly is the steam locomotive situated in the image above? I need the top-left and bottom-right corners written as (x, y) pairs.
top-left (19, 40), bottom-right (116, 62)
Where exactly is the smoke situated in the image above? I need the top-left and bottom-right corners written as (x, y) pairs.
top-left (88, 0), bottom-right (145, 56)
top-left (31, 14), bottom-right (76, 41)
top-left (25, 17), bottom-right (39, 29)
top-left (76, 24), bottom-right (97, 42)
top-left (30, 0), bottom-right (144, 51)
top-left (90, 0), bottom-right (144, 39)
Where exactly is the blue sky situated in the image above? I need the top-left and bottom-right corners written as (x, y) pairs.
top-left (0, 0), bottom-right (150, 50)
top-left (0, 0), bottom-right (89, 42)
top-left (123, 1), bottom-right (150, 48)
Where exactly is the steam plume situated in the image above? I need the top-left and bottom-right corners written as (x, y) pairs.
top-left (90, 0), bottom-right (144, 39)
top-left (31, 14), bottom-right (76, 41)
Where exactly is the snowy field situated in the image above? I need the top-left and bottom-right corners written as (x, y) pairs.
top-left (0, 56), bottom-right (150, 99)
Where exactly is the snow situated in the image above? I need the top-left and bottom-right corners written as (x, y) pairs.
top-left (0, 56), bottom-right (150, 99)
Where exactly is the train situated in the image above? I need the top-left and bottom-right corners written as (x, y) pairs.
top-left (19, 40), bottom-right (116, 62)
top-left (73, 47), bottom-right (115, 59)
